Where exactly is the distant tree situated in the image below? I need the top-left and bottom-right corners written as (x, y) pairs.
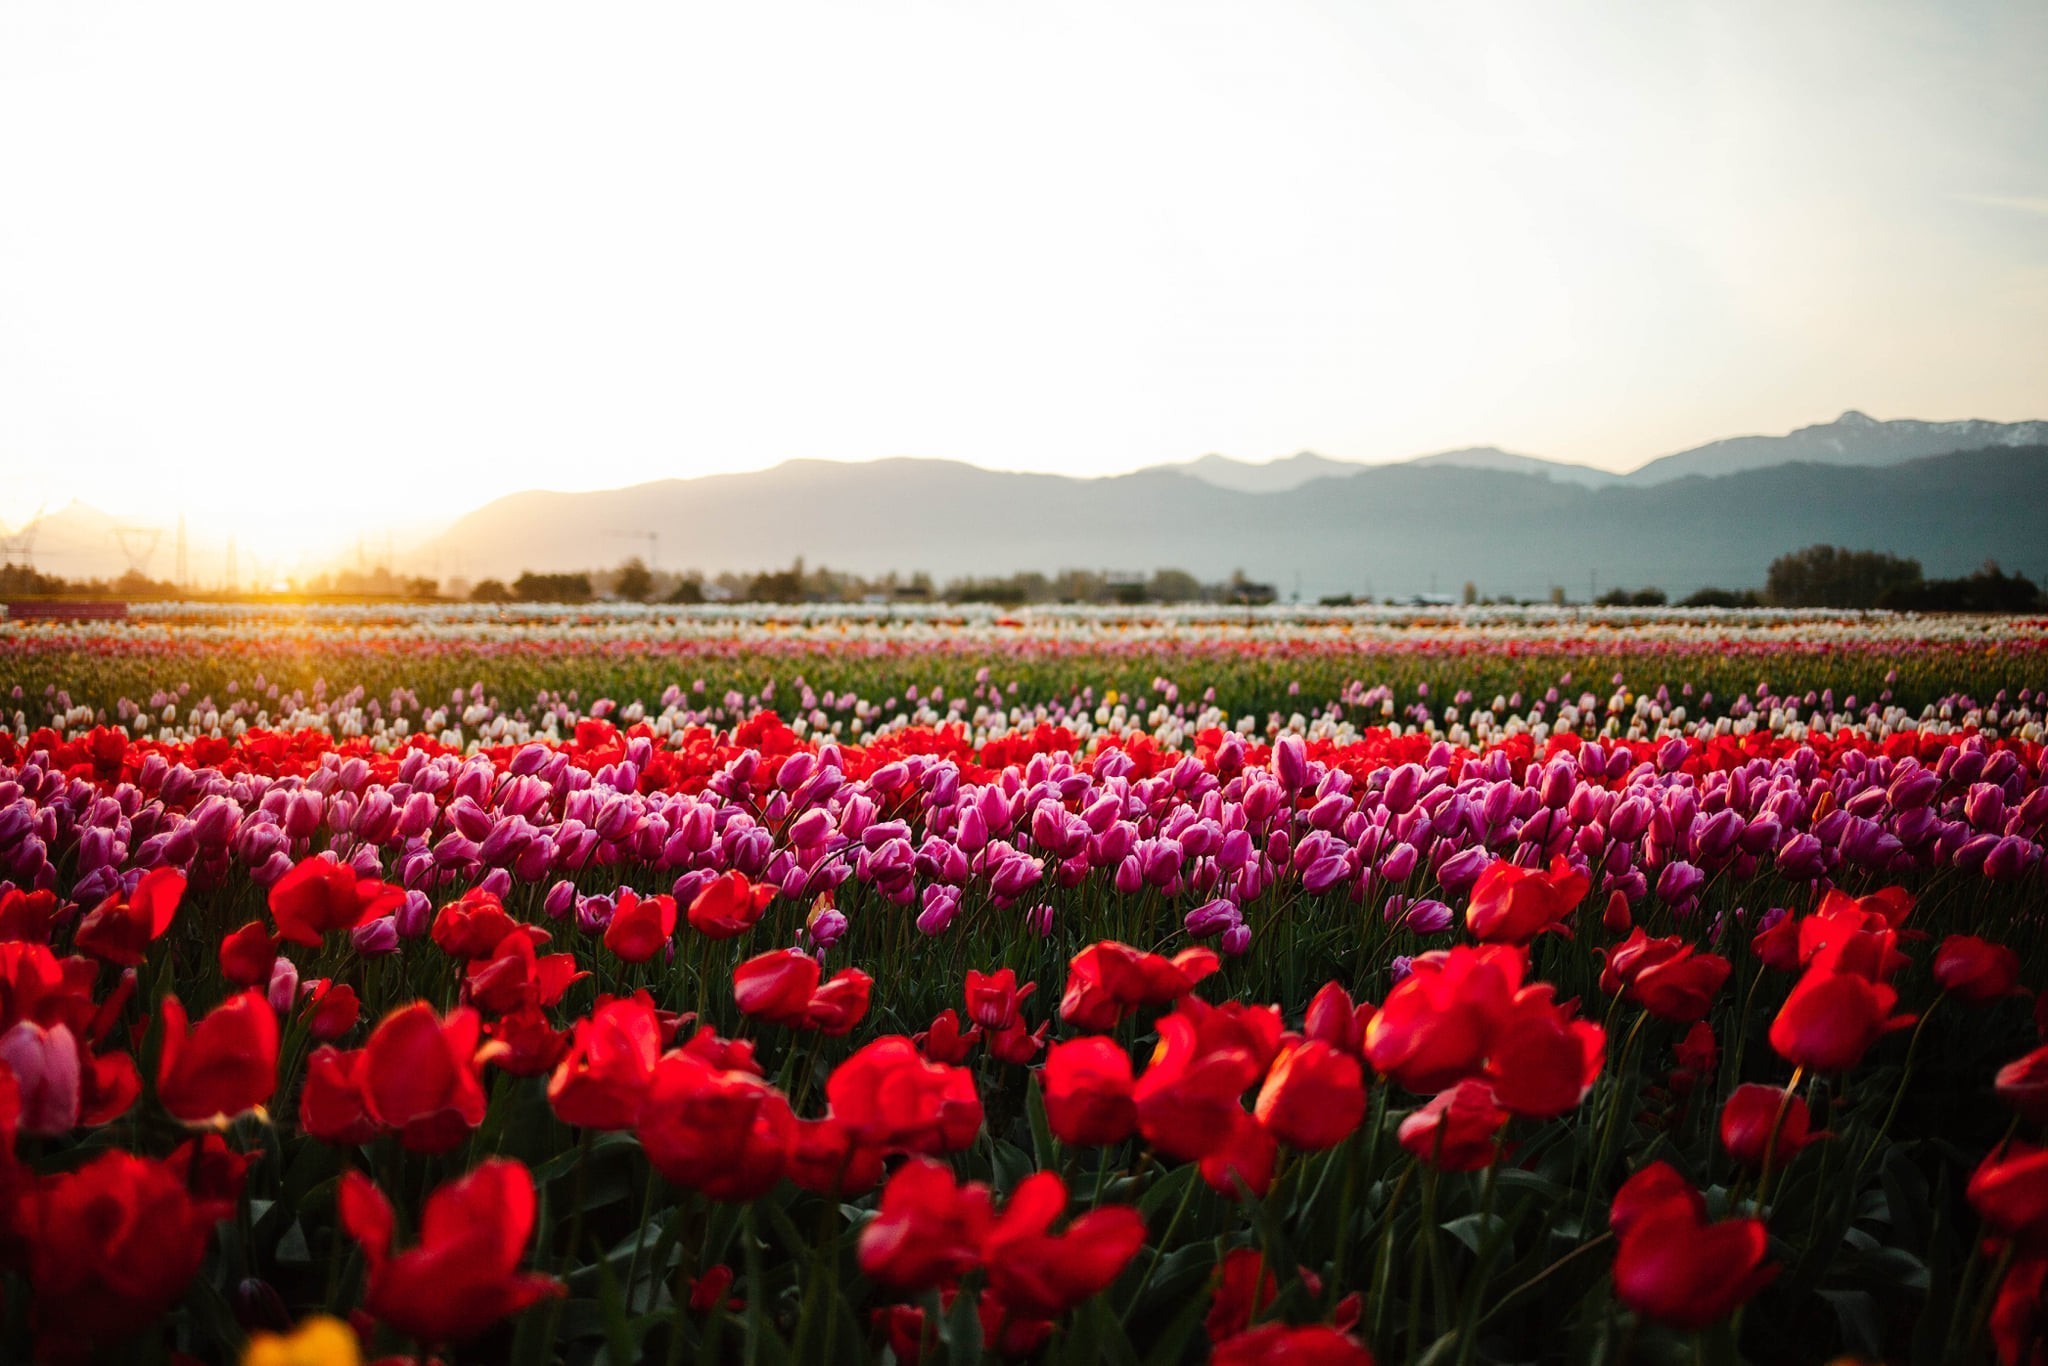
top-left (1147, 568), bottom-right (1203, 603)
top-left (1594, 586), bottom-right (1667, 607)
top-left (1765, 545), bottom-right (1922, 608)
top-left (1680, 586), bottom-right (1763, 608)
top-left (744, 558), bottom-right (805, 603)
top-left (404, 577), bottom-right (439, 600)
top-left (613, 557), bottom-right (654, 602)
top-left (511, 572), bottom-right (593, 603)
top-left (1878, 560), bottom-right (2043, 613)
top-left (667, 575), bottom-right (705, 604)
top-left (471, 578), bottom-right (513, 603)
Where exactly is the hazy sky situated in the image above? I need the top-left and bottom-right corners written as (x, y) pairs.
top-left (3, 1), bottom-right (2045, 562)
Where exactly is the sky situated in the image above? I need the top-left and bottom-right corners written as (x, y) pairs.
top-left (2, 0), bottom-right (2045, 567)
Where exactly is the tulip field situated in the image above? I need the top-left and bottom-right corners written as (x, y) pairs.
top-left (3, 605), bottom-right (2048, 1365)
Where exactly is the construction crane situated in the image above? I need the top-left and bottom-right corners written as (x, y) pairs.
top-left (113, 526), bottom-right (162, 578)
top-left (609, 530), bottom-right (658, 571)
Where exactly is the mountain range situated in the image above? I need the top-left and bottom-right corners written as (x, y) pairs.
top-left (6, 414), bottom-right (2045, 600)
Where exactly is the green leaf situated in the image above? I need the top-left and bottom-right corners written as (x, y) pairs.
top-left (1441, 1212), bottom-right (1508, 1257)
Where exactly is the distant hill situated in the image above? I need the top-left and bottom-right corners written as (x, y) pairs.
top-left (426, 446), bottom-right (2048, 601)
top-left (1625, 411), bottom-right (2048, 484)
top-left (1145, 446), bottom-right (1620, 491)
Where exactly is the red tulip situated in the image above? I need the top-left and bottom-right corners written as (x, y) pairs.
top-left (1398, 1079), bottom-right (1510, 1171)
top-left (1600, 890), bottom-right (1633, 934)
top-left (0, 886), bottom-right (55, 944)
top-left (548, 996), bottom-right (661, 1130)
top-left (1751, 915), bottom-right (1803, 974)
top-left (1302, 981), bottom-right (1374, 1055)
top-left (1200, 1108), bottom-right (1278, 1199)
top-left (1613, 1205), bottom-right (1776, 1330)
top-left (1465, 855), bottom-right (1588, 945)
top-left (1059, 940), bottom-right (1220, 1031)
top-left (1990, 1251), bottom-right (2048, 1366)
top-left (1970, 1141), bottom-right (2048, 1247)
top-left (1934, 934), bottom-right (2023, 1005)
top-left (1041, 1036), bottom-right (1137, 1146)
top-left (807, 968), bottom-right (873, 1036)
top-left (1210, 1322), bottom-right (1377, 1365)
top-left (341, 1159), bottom-right (561, 1342)
top-left (987, 1018), bottom-right (1050, 1065)
top-left (1998, 1044), bottom-right (2048, 1127)
top-left (914, 1009), bottom-right (981, 1064)
top-left (219, 919), bottom-right (279, 988)
top-left (430, 888), bottom-right (521, 959)
top-left (1179, 997), bottom-right (1287, 1072)
top-left (1598, 929), bottom-right (1732, 1024)
top-left (1255, 1039), bottom-right (1366, 1150)
top-left (1769, 965), bottom-right (1914, 1072)
top-left (733, 949), bottom-right (821, 1026)
top-left (156, 990), bottom-right (278, 1126)
top-left (1483, 985), bottom-right (1604, 1120)
top-left (635, 1049), bottom-right (795, 1201)
top-left (826, 1035), bottom-right (983, 1155)
top-left (486, 1006), bottom-right (573, 1078)
top-left (1719, 1083), bottom-right (1826, 1169)
top-left (465, 926), bottom-right (584, 1015)
top-left (1609, 1162), bottom-right (1775, 1329)
top-left (25, 1150), bottom-right (216, 1358)
top-left (686, 870), bottom-right (774, 939)
top-left (981, 1171), bottom-right (1146, 1317)
top-left (1135, 1012), bottom-right (1263, 1162)
top-left (1205, 1246), bottom-right (1281, 1345)
top-left (602, 889), bottom-right (678, 963)
top-left (359, 1003), bottom-right (492, 1153)
top-left (1363, 944), bottom-right (1523, 1094)
top-left (269, 857), bottom-right (403, 947)
top-left (965, 967), bottom-right (1037, 1031)
top-left (786, 1114), bottom-right (885, 1196)
top-left (303, 981), bottom-right (361, 1041)
top-left (1798, 895), bottom-right (1911, 982)
top-left (857, 1157), bottom-right (995, 1291)
top-left (169, 1130), bottom-right (252, 1222)
top-left (299, 1045), bottom-right (379, 1145)
top-left (1610, 1160), bottom-right (1705, 1238)
top-left (73, 868), bottom-right (185, 966)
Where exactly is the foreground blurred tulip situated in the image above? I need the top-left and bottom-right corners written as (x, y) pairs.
top-left (157, 989), bottom-right (278, 1126)
top-left (1969, 1141), bottom-right (2048, 1246)
top-left (25, 1150), bottom-right (217, 1358)
top-left (340, 1159), bottom-right (561, 1342)
top-left (0, 1019), bottom-right (79, 1134)
top-left (1597, 928), bottom-right (1731, 1024)
top-left (1210, 1322), bottom-right (1376, 1365)
top-left (241, 1315), bottom-right (361, 1366)
top-left (1998, 1044), bottom-right (2048, 1127)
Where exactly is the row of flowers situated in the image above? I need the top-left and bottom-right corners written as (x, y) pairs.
top-left (0, 673), bottom-right (2044, 1363)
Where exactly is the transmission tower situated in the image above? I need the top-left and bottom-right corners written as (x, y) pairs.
top-left (113, 527), bottom-right (162, 578)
